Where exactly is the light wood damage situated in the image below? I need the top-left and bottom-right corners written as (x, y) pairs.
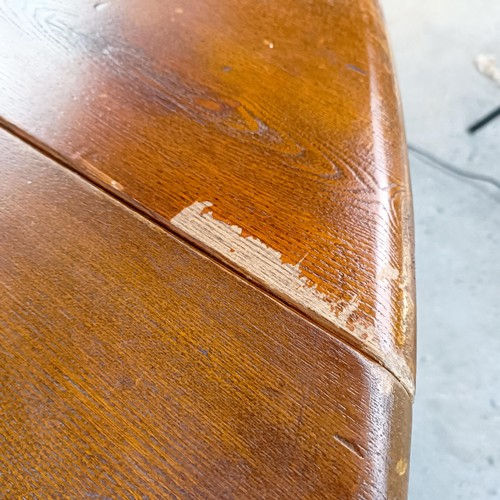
top-left (171, 201), bottom-right (413, 394)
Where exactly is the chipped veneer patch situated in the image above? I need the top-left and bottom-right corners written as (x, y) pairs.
top-left (171, 201), bottom-right (414, 394)
top-left (171, 202), bottom-right (369, 333)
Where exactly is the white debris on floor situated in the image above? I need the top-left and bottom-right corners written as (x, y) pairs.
top-left (475, 54), bottom-right (500, 86)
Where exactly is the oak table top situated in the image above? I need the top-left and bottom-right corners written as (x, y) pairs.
top-left (0, 0), bottom-right (415, 393)
top-left (0, 0), bottom-right (415, 497)
top-left (0, 129), bottom-right (411, 497)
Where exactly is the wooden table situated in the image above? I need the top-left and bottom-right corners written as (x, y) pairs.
top-left (0, 0), bottom-right (415, 497)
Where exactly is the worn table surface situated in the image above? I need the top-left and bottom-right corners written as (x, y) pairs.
top-left (0, 0), bottom-right (415, 393)
top-left (0, 0), bottom-right (415, 497)
top-left (0, 129), bottom-right (411, 497)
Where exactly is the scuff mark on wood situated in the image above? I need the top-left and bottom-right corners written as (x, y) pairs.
top-left (377, 265), bottom-right (399, 282)
top-left (377, 263), bottom-right (410, 348)
top-left (396, 458), bottom-right (408, 476)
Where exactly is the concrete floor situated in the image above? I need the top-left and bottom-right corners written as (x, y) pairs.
top-left (381, 1), bottom-right (500, 498)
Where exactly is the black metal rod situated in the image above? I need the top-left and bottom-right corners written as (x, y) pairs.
top-left (468, 104), bottom-right (500, 134)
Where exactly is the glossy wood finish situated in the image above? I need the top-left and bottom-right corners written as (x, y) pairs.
top-left (0, 129), bottom-right (411, 497)
top-left (0, 0), bottom-right (415, 394)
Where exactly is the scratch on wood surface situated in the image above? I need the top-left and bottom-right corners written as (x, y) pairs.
top-left (73, 154), bottom-right (124, 192)
top-left (333, 434), bottom-right (365, 459)
top-left (171, 201), bottom-right (414, 394)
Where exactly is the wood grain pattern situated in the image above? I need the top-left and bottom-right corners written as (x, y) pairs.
top-left (0, 129), bottom-right (411, 498)
top-left (0, 0), bottom-right (416, 393)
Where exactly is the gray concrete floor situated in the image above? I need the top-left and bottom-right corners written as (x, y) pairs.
top-left (381, 0), bottom-right (500, 498)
